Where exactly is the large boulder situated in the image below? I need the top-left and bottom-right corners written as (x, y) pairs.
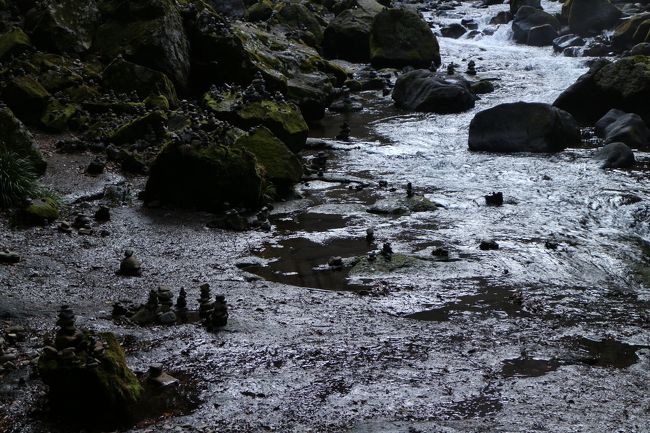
top-left (143, 133), bottom-right (263, 212)
top-left (206, 0), bottom-right (246, 18)
top-left (323, 8), bottom-right (375, 62)
top-left (26, 0), bottom-right (100, 54)
top-left (468, 102), bottom-right (580, 153)
top-left (595, 109), bottom-right (650, 148)
top-left (527, 24), bottom-right (558, 46)
top-left (234, 126), bottom-right (303, 188)
top-left (0, 106), bottom-right (46, 174)
top-left (562, 0), bottom-right (622, 36)
top-left (595, 142), bottom-right (635, 168)
top-left (94, 0), bottom-right (190, 91)
top-left (102, 57), bottom-right (178, 107)
top-left (512, 6), bottom-right (560, 45)
top-left (554, 56), bottom-right (650, 124)
top-left (392, 69), bottom-right (476, 113)
top-left (612, 13), bottom-right (650, 49)
top-left (510, 0), bottom-right (541, 15)
top-left (204, 90), bottom-right (309, 152)
top-left (369, 8), bottom-right (441, 69)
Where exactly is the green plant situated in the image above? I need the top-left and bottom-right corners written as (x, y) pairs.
top-left (0, 148), bottom-right (40, 208)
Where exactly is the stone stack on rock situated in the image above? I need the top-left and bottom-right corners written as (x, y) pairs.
top-left (205, 294), bottom-right (229, 331)
top-left (37, 307), bottom-right (143, 423)
top-left (175, 287), bottom-right (189, 320)
top-left (156, 286), bottom-right (176, 324)
top-left (198, 284), bottom-right (214, 320)
top-left (119, 250), bottom-right (142, 276)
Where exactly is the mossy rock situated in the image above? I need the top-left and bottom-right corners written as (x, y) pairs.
top-left (0, 106), bottom-right (46, 174)
top-left (82, 101), bottom-right (146, 114)
top-left (204, 93), bottom-right (308, 152)
top-left (144, 138), bottom-right (263, 211)
top-left (272, 2), bottom-right (324, 49)
top-left (109, 110), bottom-right (168, 145)
top-left (350, 253), bottom-right (421, 276)
top-left (144, 94), bottom-right (170, 110)
top-left (94, 0), bottom-right (190, 90)
top-left (21, 197), bottom-right (59, 224)
top-left (323, 8), bottom-right (375, 63)
top-left (40, 100), bottom-right (77, 132)
top-left (246, 0), bottom-right (273, 21)
top-left (103, 58), bottom-right (178, 107)
top-left (27, 0), bottom-right (100, 54)
top-left (235, 126), bottom-right (303, 187)
top-left (563, 0), bottom-right (622, 36)
top-left (369, 8), bottom-right (441, 69)
top-left (613, 13), bottom-right (650, 48)
top-left (0, 27), bottom-right (32, 60)
top-left (1, 75), bottom-right (51, 124)
top-left (37, 332), bottom-right (142, 422)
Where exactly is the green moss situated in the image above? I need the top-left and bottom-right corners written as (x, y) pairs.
top-left (144, 94), bottom-right (170, 110)
top-left (103, 58), bottom-right (178, 107)
top-left (0, 107), bottom-right (46, 174)
top-left (235, 127), bottom-right (303, 186)
top-left (23, 197), bottom-right (59, 222)
top-left (110, 110), bottom-right (168, 144)
top-left (0, 28), bottom-right (32, 60)
top-left (1, 75), bottom-right (51, 124)
top-left (350, 253), bottom-right (421, 276)
top-left (40, 100), bottom-right (77, 131)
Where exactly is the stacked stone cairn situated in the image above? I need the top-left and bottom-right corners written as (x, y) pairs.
top-left (37, 306), bottom-right (143, 420)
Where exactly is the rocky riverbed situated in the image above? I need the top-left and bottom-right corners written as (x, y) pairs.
top-left (2, 0), bottom-right (650, 432)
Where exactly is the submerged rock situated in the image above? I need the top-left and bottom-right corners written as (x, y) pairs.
top-left (367, 196), bottom-right (438, 215)
top-left (370, 8), bottom-right (441, 69)
top-left (468, 102), bottom-right (580, 153)
top-left (392, 69), bottom-right (476, 113)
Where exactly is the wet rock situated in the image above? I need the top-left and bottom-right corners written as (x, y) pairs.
top-left (147, 363), bottom-right (178, 388)
top-left (479, 240), bottom-right (499, 250)
top-left (206, 209), bottom-right (250, 231)
top-left (527, 24), bottom-right (558, 47)
top-left (431, 247), bottom-right (449, 258)
top-left (441, 23), bottom-right (467, 39)
top-left (612, 13), bottom-right (650, 50)
top-left (131, 289), bottom-right (160, 324)
top-left (630, 42), bottom-right (650, 56)
top-left (562, 0), bottom-right (622, 36)
top-left (512, 6), bottom-right (560, 45)
top-left (235, 127), bottom-right (303, 188)
top-left (553, 34), bottom-right (586, 53)
top-left (468, 102), bottom-right (580, 153)
top-left (595, 142), bottom-right (635, 168)
top-left (246, 0), bottom-right (273, 22)
top-left (370, 8), bottom-right (441, 69)
top-left (554, 56), bottom-right (650, 124)
top-left (485, 192), bottom-right (503, 207)
top-left (73, 214), bottom-right (92, 230)
top-left (119, 250), bottom-right (142, 276)
top-left (595, 109), bottom-right (650, 148)
top-left (271, 2), bottom-right (324, 50)
top-left (510, 0), bottom-right (541, 15)
top-left (198, 284), bottom-right (213, 320)
top-left (490, 11), bottom-right (512, 25)
top-left (470, 80), bottom-right (495, 94)
top-left (392, 69), bottom-right (476, 113)
top-left (0, 250), bottom-right (20, 264)
top-left (329, 89), bottom-right (363, 113)
top-left (336, 123), bottom-right (351, 141)
top-left (0, 106), bottom-right (46, 174)
top-left (367, 196), bottom-right (437, 215)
